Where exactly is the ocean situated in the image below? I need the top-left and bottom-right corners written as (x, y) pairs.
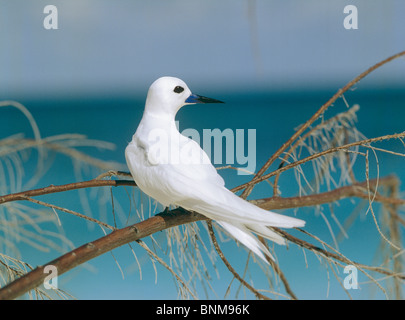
top-left (1, 88), bottom-right (404, 299)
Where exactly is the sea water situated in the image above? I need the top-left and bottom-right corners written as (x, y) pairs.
top-left (1, 88), bottom-right (404, 299)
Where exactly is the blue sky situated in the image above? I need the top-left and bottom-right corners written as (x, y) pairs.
top-left (0, 0), bottom-right (404, 99)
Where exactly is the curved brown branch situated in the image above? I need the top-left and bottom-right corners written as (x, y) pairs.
top-left (1, 49), bottom-right (405, 299)
top-left (1, 174), bottom-right (401, 213)
top-left (251, 176), bottom-right (404, 210)
top-left (0, 178), bottom-right (136, 204)
top-left (0, 209), bottom-right (206, 300)
top-left (0, 174), bottom-right (402, 299)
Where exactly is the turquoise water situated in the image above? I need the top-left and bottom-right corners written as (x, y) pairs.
top-left (1, 88), bottom-right (404, 299)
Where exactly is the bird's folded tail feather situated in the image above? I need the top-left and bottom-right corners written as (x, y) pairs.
top-left (216, 221), bottom-right (274, 263)
top-left (187, 186), bottom-right (305, 229)
top-left (191, 195), bottom-right (305, 229)
top-left (245, 223), bottom-right (286, 245)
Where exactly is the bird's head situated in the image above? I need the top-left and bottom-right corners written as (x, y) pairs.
top-left (145, 76), bottom-right (223, 117)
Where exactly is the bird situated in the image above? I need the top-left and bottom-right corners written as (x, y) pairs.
top-left (125, 76), bottom-right (305, 263)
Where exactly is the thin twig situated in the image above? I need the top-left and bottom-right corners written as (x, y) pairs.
top-left (22, 196), bottom-right (115, 231)
top-left (136, 240), bottom-right (198, 299)
top-left (206, 221), bottom-right (271, 300)
top-left (232, 132), bottom-right (405, 193)
top-left (257, 236), bottom-right (298, 300)
top-left (2, 49), bottom-right (405, 299)
top-left (240, 50), bottom-right (405, 198)
top-left (0, 179), bottom-right (136, 205)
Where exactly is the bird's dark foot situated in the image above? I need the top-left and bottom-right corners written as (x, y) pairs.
top-left (159, 206), bottom-right (190, 217)
top-left (176, 206), bottom-right (189, 214)
top-left (161, 206), bottom-right (179, 216)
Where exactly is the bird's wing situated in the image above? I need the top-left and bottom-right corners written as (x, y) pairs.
top-left (126, 134), bottom-right (225, 206)
top-left (154, 136), bottom-right (305, 227)
top-left (176, 180), bottom-right (305, 228)
top-left (176, 136), bottom-right (225, 186)
top-left (128, 131), bottom-right (304, 228)
top-left (152, 134), bottom-right (225, 187)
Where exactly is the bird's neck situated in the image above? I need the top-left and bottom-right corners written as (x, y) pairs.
top-left (143, 109), bottom-right (176, 122)
top-left (138, 110), bottom-right (179, 133)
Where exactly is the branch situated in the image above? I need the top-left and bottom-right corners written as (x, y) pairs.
top-left (206, 221), bottom-right (271, 300)
top-left (0, 178), bottom-right (136, 205)
top-left (0, 209), bottom-right (206, 300)
top-left (2, 173), bottom-right (401, 213)
top-left (1, 52), bottom-right (404, 300)
top-left (232, 132), bottom-right (405, 193)
top-left (0, 174), bottom-right (402, 299)
top-left (240, 50), bottom-right (405, 198)
top-left (251, 176), bottom-right (404, 210)
top-left (276, 228), bottom-right (405, 282)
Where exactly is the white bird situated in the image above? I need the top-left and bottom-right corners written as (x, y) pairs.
top-left (125, 76), bottom-right (305, 263)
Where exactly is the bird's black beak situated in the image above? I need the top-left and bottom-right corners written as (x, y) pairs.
top-left (185, 94), bottom-right (224, 104)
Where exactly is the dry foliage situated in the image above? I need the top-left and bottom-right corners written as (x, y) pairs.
top-left (0, 51), bottom-right (404, 300)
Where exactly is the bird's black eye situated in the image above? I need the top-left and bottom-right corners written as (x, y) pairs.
top-left (174, 86), bottom-right (184, 94)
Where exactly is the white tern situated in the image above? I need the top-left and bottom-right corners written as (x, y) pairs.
top-left (125, 76), bottom-right (305, 263)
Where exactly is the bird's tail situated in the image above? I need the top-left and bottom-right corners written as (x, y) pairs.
top-left (187, 187), bottom-right (305, 264)
top-left (190, 187), bottom-right (305, 229)
top-left (216, 221), bottom-right (275, 263)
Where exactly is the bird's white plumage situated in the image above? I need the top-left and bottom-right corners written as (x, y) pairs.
top-left (125, 76), bottom-right (305, 263)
